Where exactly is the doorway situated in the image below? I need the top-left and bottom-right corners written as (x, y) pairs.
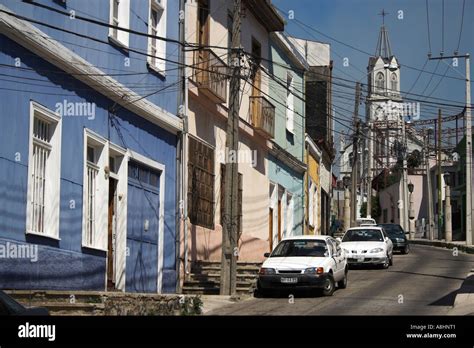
top-left (107, 177), bottom-right (118, 290)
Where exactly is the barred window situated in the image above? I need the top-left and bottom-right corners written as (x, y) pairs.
top-left (27, 102), bottom-right (62, 238)
top-left (188, 137), bottom-right (215, 229)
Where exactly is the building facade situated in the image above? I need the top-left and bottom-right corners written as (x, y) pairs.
top-left (182, 0), bottom-right (284, 271)
top-left (0, 0), bottom-right (181, 293)
top-left (268, 32), bottom-right (307, 246)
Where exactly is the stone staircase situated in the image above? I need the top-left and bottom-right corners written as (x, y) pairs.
top-left (182, 261), bottom-right (261, 295)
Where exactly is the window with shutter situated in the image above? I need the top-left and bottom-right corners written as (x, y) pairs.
top-left (188, 137), bottom-right (215, 229)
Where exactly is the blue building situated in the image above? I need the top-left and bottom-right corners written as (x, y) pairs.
top-left (0, 0), bottom-right (182, 293)
top-left (267, 32), bottom-right (307, 241)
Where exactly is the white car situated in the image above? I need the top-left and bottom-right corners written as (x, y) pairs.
top-left (256, 235), bottom-right (348, 297)
top-left (356, 218), bottom-right (376, 226)
top-left (339, 226), bottom-right (393, 269)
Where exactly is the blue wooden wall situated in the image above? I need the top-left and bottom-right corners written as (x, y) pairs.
top-left (0, 0), bottom-right (179, 292)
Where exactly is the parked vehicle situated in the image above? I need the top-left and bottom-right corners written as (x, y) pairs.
top-left (0, 290), bottom-right (49, 315)
top-left (339, 226), bottom-right (393, 269)
top-left (256, 235), bottom-right (348, 297)
top-left (378, 223), bottom-right (410, 254)
top-left (355, 218), bottom-right (376, 226)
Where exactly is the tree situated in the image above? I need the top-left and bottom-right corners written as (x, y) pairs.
top-left (360, 195), bottom-right (382, 219)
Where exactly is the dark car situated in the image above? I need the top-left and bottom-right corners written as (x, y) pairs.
top-left (377, 224), bottom-right (410, 254)
top-left (0, 290), bottom-right (49, 315)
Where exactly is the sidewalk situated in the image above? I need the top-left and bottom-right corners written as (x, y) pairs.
top-left (410, 238), bottom-right (474, 254)
top-left (200, 294), bottom-right (252, 314)
top-left (410, 239), bottom-right (474, 314)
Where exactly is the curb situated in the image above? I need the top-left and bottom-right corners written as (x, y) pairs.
top-left (448, 269), bottom-right (474, 315)
top-left (409, 239), bottom-right (474, 254)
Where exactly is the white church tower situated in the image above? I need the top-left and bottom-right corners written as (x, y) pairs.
top-left (366, 18), bottom-right (404, 172)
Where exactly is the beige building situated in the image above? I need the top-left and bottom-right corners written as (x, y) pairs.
top-left (181, 0), bottom-right (284, 275)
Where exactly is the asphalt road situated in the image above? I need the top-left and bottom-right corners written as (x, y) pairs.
top-left (207, 245), bottom-right (474, 315)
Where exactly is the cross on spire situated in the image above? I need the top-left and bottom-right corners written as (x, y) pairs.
top-left (378, 9), bottom-right (389, 26)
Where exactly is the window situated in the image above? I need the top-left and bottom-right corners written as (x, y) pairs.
top-left (250, 39), bottom-right (261, 97)
top-left (376, 72), bottom-right (385, 92)
top-left (148, 0), bottom-right (167, 73)
top-left (26, 102), bottom-right (62, 238)
top-left (188, 137), bottom-right (215, 229)
top-left (197, 0), bottom-right (210, 47)
top-left (391, 73), bottom-right (398, 93)
top-left (220, 164), bottom-right (243, 234)
top-left (227, 12), bottom-right (233, 64)
top-left (83, 130), bottom-right (108, 250)
top-left (286, 72), bottom-right (294, 133)
top-left (109, 0), bottom-right (130, 47)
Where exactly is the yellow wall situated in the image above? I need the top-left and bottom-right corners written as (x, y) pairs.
top-left (305, 147), bottom-right (321, 235)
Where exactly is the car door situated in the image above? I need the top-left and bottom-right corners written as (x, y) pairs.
top-left (327, 239), bottom-right (344, 281)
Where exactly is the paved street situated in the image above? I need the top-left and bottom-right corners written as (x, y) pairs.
top-left (208, 245), bottom-right (474, 315)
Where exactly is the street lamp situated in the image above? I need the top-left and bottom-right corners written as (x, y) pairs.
top-left (407, 182), bottom-right (415, 239)
top-left (444, 172), bottom-right (452, 242)
top-left (343, 176), bottom-right (351, 231)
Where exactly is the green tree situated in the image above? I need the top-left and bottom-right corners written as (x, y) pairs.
top-left (360, 195), bottom-right (381, 220)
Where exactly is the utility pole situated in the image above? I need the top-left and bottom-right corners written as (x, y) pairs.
top-left (445, 175), bottom-right (452, 242)
top-left (221, 0), bottom-right (241, 296)
top-left (437, 109), bottom-right (443, 240)
top-left (367, 122), bottom-right (373, 218)
top-left (351, 82), bottom-right (361, 226)
top-left (425, 129), bottom-right (434, 240)
top-left (466, 55), bottom-right (472, 245)
top-left (401, 110), bottom-right (409, 232)
top-left (429, 53), bottom-right (472, 244)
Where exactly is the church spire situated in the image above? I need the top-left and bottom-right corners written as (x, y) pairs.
top-left (375, 10), bottom-right (392, 58)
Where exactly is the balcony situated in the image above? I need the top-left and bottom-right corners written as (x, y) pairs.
top-left (249, 96), bottom-right (275, 139)
top-left (194, 49), bottom-right (228, 104)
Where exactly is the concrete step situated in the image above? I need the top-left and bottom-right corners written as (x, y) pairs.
top-left (183, 279), bottom-right (255, 288)
top-left (189, 273), bottom-right (257, 282)
top-left (182, 286), bottom-right (252, 295)
top-left (191, 265), bottom-right (260, 275)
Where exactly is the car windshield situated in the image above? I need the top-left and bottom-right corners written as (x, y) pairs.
top-left (342, 229), bottom-right (384, 242)
top-left (271, 240), bottom-right (328, 257)
top-left (378, 224), bottom-right (404, 236)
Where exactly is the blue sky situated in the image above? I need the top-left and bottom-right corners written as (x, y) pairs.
top-left (272, 0), bottom-right (473, 144)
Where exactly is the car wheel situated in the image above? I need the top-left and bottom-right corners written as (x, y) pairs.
top-left (337, 269), bottom-right (348, 289)
top-left (402, 245), bottom-right (410, 254)
top-left (322, 274), bottom-right (335, 296)
top-left (254, 282), bottom-right (267, 298)
top-left (381, 255), bottom-right (390, 269)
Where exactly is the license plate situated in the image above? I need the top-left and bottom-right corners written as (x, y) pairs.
top-left (353, 255), bottom-right (364, 262)
top-left (281, 277), bottom-right (298, 284)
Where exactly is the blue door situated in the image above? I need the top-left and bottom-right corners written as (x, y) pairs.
top-left (126, 161), bottom-right (160, 293)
